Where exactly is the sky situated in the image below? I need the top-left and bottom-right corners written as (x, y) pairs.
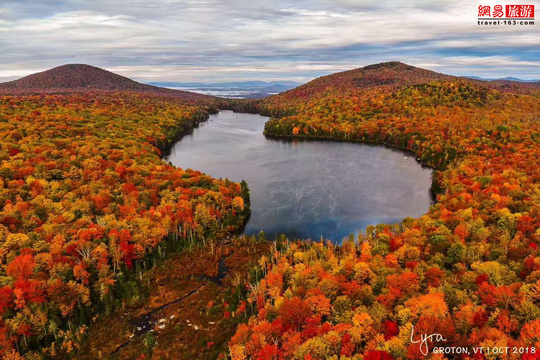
top-left (0, 0), bottom-right (539, 83)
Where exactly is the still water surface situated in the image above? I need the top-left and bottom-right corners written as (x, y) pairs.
top-left (165, 111), bottom-right (433, 242)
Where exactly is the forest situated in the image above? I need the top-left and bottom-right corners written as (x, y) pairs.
top-left (0, 62), bottom-right (539, 359)
top-left (0, 92), bottom-right (249, 357)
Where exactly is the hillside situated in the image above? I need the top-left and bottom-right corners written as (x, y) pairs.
top-left (270, 62), bottom-right (453, 102)
top-left (260, 62), bottom-right (536, 109)
top-left (0, 64), bottom-right (214, 100)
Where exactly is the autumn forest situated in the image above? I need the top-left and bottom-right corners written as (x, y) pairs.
top-left (0, 61), bottom-right (539, 359)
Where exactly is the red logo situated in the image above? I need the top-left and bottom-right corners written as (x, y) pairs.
top-left (478, 4), bottom-right (534, 18)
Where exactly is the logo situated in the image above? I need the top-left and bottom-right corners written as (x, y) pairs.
top-left (478, 4), bottom-right (534, 25)
top-left (410, 325), bottom-right (448, 356)
top-left (410, 324), bottom-right (538, 356)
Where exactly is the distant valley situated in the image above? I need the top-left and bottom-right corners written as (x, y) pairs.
top-left (148, 80), bottom-right (302, 98)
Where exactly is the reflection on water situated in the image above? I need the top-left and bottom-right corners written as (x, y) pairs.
top-left (165, 111), bottom-right (433, 242)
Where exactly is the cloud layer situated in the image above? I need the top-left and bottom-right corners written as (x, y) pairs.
top-left (1, 0), bottom-right (538, 82)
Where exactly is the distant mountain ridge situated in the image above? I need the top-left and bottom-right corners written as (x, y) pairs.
top-left (0, 64), bottom-right (214, 100)
top-left (149, 80), bottom-right (301, 88)
top-left (467, 75), bottom-right (539, 83)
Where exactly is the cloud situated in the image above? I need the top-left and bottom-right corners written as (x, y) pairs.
top-left (0, 0), bottom-right (538, 82)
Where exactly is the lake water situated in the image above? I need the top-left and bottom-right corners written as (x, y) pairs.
top-left (165, 111), bottom-right (433, 242)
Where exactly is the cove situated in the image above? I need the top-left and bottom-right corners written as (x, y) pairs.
top-left (164, 110), bottom-right (433, 242)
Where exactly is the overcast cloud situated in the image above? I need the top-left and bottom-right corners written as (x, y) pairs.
top-left (0, 0), bottom-right (538, 82)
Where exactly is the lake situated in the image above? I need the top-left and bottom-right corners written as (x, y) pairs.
top-left (165, 110), bottom-right (433, 242)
